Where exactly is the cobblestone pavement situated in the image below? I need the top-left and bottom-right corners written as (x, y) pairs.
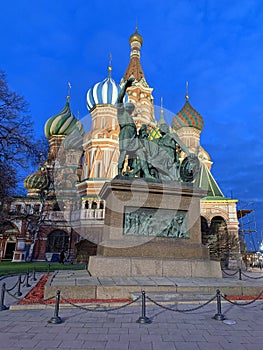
top-left (1, 298), bottom-right (263, 349)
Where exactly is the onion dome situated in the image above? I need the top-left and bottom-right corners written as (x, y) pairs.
top-left (44, 100), bottom-right (82, 139)
top-left (24, 168), bottom-right (49, 192)
top-left (86, 59), bottom-right (127, 111)
top-left (129, 27), bottom-right (143, 45)
top-left (86, 76), bottom-right (121, 111)
top-left (172, 96), bottom-right (204, 131)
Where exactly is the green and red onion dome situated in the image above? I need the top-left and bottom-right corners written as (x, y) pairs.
top-left (172, 98), bottom-right (204, 131)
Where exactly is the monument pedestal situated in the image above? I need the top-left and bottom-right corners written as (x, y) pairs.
top-left (88, 178), bottom-right (222, 278)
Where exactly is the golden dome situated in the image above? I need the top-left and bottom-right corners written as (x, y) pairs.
top-left (129, 27), bottom-right (143, 45)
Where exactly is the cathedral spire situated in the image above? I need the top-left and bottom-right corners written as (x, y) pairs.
top-left (122, 27), bottom-right (147, 85)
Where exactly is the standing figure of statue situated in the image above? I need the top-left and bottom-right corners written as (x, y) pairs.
top-left (117, 78), bottom-right (153, 178)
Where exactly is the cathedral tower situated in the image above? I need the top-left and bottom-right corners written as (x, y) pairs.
top-left (121, 27), bottom-right (156, 127)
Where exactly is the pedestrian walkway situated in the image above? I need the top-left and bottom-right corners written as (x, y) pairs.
top-left (1, 269), bottom-right (263, 349)
top-left (0, 298), bottom-right (263, 349)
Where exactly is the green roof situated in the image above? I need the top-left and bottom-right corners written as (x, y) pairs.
top-left (198, 163), bottom-right (224, 198)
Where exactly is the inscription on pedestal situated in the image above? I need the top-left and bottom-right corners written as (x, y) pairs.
top-left (123, 206), bottom-right (189, 238)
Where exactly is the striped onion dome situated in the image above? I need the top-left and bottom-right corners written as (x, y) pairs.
top-left (24, 168), bottom-right (49, 191)
top-left (44, 100), bottom-right (84, 139)
top-left (172, 98), bottom-right (204, 131)
top-left (86, 70), bottom-right (128, 111)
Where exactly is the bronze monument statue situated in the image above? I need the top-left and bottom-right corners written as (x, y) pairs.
top-left (117, 78), bottom-right (199, 183)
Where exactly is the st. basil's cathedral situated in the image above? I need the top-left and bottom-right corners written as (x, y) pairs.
top-left (0, 29), bottom-right (240, 266)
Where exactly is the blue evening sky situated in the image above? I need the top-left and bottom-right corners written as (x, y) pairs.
top-left (1, 0), bottom-right (263, 249)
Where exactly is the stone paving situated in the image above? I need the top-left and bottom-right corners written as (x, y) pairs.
top-left (1, 270), bottom-right (263, 349)
top-left (1, 298), bottom-right (263, 349)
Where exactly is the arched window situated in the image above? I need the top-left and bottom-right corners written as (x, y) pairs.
top-left (46, 230), bottom-right (69, 253)
top-left (91, 201), bottom-right (97, 209)
top-left (207, 216), bottom-right (228, 261)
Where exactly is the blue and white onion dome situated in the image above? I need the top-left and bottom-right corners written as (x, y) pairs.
top-left (86, 70), bottom-right (128, 111)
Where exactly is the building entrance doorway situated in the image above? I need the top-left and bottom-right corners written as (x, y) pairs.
top-left (4, 242), bottom-right (16, 260)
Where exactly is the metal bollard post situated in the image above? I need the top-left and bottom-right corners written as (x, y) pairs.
top-left (32, 267), bottom-right (37, 282)
top-left (213, 289), bottom-right (225, 320)
top-left (15, 275), bottom-right (23, 297)
top-left (238, 268), bottom-right (242, 280)
top-left (136, 290), bottom-right (152, 324)
top-left (24, 270), bottom-right (31, 288)
top-left (48, 290), bottom-right (62, 324)
top-left (0, 283), bottom-right (8, 311)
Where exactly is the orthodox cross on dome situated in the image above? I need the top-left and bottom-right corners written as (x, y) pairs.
top-left (108, 53), bottom-right (112, 77)
top-left (67, 81), bottom-right (72, 100)
top-left (185, 81), bottom-right (189, 100)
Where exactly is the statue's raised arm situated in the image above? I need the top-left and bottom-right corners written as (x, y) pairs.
top-left (117, 78), bottom-right (135, 104)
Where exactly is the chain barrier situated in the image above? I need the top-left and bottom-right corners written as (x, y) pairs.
top-left (0, 283), bottom-right (8, 310)
top-left (222, 288), bottom-right (263, 306)
top-left (23, 271), bottom-right (31, 288)
top-left (5, 288), bottom-right (56, 304)
top-left (0, 272), bottom-right (55, 308)
top-left (137, 290), bottom-right (151, 324)
top-left (5, 279), bottom-right (19, 292)
top-left (6, 288), bottom-right (26, 301)
top-left (241, 271), bottom-right (263, 280)
top-left (19, 294), bottom-right (56, 304)
top-left (60, 295), bottom-right (141, 312)
top-left (20, 274), bottom-right (27, 284)
top-left (222, 268), bottom-right (263, 280)
top-left (31, 269), bottom-right (37, 281)
top-left (2, 268), bottom-right (263, 325)
top-left (222, 269), bottom-right (239, 277)
top-left (213, 289), bottom-right (225, 320)
top-left (146, 294), bottom-right (217, 313)
top-left (48, 290), bottom-right (62, 324)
